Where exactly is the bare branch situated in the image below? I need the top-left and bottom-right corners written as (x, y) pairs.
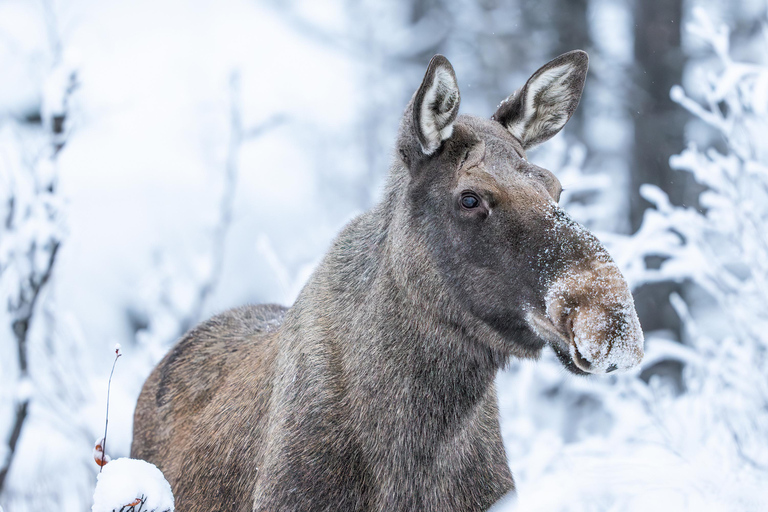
top-left (180, 72), bottom-right (285, 333)
top-left (243, 114), bottom-right (287, 140)
top-left (12, 240), bottom-right (61, 373)
top-left (0, 401), bottom-right (28, 492)
top-left (0, 42), bottom-right (73, 496)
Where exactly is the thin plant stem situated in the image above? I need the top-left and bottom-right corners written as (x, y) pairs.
top-left (101, 347), bottom-right (122, 472)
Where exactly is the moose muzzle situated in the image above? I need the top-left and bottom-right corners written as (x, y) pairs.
top-left (529, 258), bottom-right (644, 374)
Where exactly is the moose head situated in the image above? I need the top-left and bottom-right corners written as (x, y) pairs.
top-left (391, 51), bottom-right (643, 374)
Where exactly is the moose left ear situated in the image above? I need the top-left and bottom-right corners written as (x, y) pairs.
top-left (412, 55), bottom-right (461, 155)
top-left (492, 50), bottom-right (588, 150)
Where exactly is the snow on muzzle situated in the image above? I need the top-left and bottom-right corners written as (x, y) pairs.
top-left (528, 258), bottom-right (644, 374)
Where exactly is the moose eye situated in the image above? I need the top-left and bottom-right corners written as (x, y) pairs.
top-left (460, 192), bottom-right (480, 209)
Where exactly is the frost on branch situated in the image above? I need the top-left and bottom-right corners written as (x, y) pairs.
top-left (624, 8), bottom-right (768, 474)
top-left (0, 51), bottom-right (78, 496)
top-left (92, 458), bottom-right (174, 512)
top-left (129, 71), bottom-right (286, 361)
top-left (494, 12), bottom-right (768, 511)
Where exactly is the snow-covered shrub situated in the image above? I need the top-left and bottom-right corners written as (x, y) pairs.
top-left (0, 54), bottom-right (99, 511)
top-left (624, 4), bottom-right (768, 482)
top-left (495, 9), bottom-right (768, 511)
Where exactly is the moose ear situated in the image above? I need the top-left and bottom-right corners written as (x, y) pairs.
top-left (412, 55), bottom-right (461, 155)
top-left (492, 50), bottom-right (588, 150)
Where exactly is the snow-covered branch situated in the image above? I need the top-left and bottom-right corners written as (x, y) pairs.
top-left (620, 8), bottom-right (768, 471)
top-left (132, 71), bottom-right (286, 354)
top-left (180, 72), bottom-right (285, 334)
top-left (0, 61), bottom-right (77, 495)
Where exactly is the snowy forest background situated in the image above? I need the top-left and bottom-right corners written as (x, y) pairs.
top-left (1, 0), bottom-right (767, 510)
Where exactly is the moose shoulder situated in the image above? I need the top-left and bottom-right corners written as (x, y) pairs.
top-left (132, 50), bottom-right (644, 512)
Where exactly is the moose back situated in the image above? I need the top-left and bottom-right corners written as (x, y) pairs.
top-left (132, 51), bottom-right (644, 512)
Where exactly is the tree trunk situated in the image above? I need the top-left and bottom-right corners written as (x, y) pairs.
top-left (629, 0), bottom-right (690, 341)
top-left (631, 0), bottom-right (688, 230)
top-left (553, 0), bottom-right (589, 139)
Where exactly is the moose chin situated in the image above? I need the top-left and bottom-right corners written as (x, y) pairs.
top-left (132, 50), bottom-right (643, 512)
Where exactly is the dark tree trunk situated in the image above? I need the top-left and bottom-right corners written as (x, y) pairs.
top-left (631, 0), bottom-right (700, 345)
top-left (631, 0), bottom-right (688, 230)
top-left (552, 0), bottom-right (590, 139)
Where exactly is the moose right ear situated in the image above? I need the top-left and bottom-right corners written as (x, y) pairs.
top-left (409, 55), bottom-right (461, 156)
top-left (492, 50), bottom-right (588, 150)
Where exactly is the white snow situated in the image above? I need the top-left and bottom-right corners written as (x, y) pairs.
top-left (1, 2), bottom-right (767, 511)
top-left (491, 10), bottom-right (768, 511)
top-left (92, 458), bottom-right (174, 512)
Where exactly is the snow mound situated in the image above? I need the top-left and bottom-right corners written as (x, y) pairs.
top-left (92, 458), bottom-right (174, 512)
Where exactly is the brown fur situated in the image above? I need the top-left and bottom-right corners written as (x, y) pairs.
top-left (132, 51), bottom-right (643, 511)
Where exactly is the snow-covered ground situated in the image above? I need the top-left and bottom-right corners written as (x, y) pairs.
top-left (1, 1), bottom-right (767, 510)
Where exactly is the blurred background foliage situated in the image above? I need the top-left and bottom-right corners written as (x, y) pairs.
top-left (1, 0), bottom-right (767, 510)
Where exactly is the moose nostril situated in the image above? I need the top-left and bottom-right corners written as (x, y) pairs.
top-left (606, 364), bottom-right (618, 373)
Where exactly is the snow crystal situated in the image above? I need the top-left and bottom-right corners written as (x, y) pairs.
top-left (92, 458), bottom-right (174, 512)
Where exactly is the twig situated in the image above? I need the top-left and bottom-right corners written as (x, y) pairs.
top-left (0, 0), bottom-right (74, 497)
top-left (180, 71), bottom-right (285, 333)
top-left (101, 346), bottom-right (122, 472)
top-left (0, 239), bottom-right (61, 493)
top-left (13, 240), bottom-right (61, 372)
top-left (242, 114), bottom-right (286, 140)
top-left (0, 401), bottom-right (28, 491)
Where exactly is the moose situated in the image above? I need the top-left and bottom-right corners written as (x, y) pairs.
top-left (132, 50), bottom-right (644, 511)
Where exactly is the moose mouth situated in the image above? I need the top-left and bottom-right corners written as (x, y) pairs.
top-left (523, 257), bottom-right (645, 375)
top-left (549, 333), bottom-right (594, 376)
top-left (526, 310), bottom-right (591, 375)
top-left (525, 308), bottom-right (638, 375)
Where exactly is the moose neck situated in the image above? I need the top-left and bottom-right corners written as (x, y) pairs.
top-left (278, 167), bottom-right (515, 507)
top-left (288, 166), bottom-right (507, 436)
